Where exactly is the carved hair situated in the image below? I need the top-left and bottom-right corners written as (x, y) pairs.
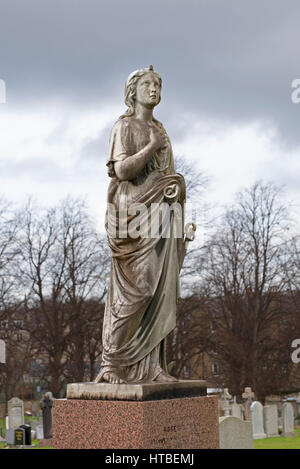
top-left (120, 65), bottom-right (162, 119)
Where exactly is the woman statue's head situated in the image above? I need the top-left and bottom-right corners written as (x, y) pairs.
top-left (122, 65), bottom-right (162, 117)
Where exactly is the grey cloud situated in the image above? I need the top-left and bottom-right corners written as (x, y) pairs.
top-left (0, 157), bottom-right (67, 182)
top-left (45, 119), bottom-right (70, 145)
top-left (0, 155), bottom-right (103, 185)
top-left (80, 123), bottom-right (112, 161)
top-left (0, 0), bottom-right (300, 147)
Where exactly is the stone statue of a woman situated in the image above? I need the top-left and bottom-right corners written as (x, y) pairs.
top-left (95, 66), bottom-right (194, 385)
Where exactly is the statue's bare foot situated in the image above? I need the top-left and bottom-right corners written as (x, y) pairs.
top-left (94, 370), bottom-right (126, 384)
top-left (102, 371), bottom-right (126, 384)
top-left (153, 369), bottom-right (178, 383)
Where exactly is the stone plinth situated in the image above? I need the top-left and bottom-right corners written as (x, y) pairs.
top-left (52, 395), bottom-right (219, 449)
top-left (66, 380), bottom-right (207, 401)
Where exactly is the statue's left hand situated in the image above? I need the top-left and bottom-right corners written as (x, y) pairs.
top-left (164, 183), bottom-right (180, 204)
top-left (184, 222), bottom-right (196, 242)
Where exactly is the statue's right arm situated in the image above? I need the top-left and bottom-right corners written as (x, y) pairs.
top-left (114, 143), bottom-right (156, 181)
top-left (114, 126), bottom-right (163, 182)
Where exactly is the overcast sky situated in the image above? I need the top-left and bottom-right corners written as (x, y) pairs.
top-left (0, 0), bottom-right (300, 232)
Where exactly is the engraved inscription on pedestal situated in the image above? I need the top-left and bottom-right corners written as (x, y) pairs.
top-left (145, 411), bottom-right (214, 448)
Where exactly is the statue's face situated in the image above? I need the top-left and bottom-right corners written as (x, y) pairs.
top-left (135, 72), bottom-right (161, 108)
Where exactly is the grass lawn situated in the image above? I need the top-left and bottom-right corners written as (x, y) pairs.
top-left (254, 428), bottom-right (300, 449)
top-left (0, 417), bottom-right (5, 436)
top-left (0, 438), bottom-right (53, 449)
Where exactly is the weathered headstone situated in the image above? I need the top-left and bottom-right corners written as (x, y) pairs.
top-left (242, 387), bottom-right (255, 421)
top-left (0, 339), bottom-right (5, 363)
top-left (31, 401), bottom-right (40, 415)
top-left (219, 416), bottom-right (253, 449)
top-left (37, 410), bottom-right (43, 425)
top-left (8, 397), bottom-right (24, 429)
top-left (40, 392), bottom-right (54, 439)
top-left (250, 401), bottom-right (266, 439)
top-left (264, 405), bottom-right (279, 437)
top-left (231, 402), bottom-right (244, 420)
top-left (221, 388), bottom-right (232, 417)
top-left (36, 424), bottom-right (44, 440)
top-left (5, 428), bottom-right (15, 445)
top-left (282, 402), bottom-right (296, 437)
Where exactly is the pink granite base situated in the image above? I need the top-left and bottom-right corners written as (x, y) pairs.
top-left (52, 395), bottom-right (219, 449)
top-left (38, 438), bottom-right (53, 448)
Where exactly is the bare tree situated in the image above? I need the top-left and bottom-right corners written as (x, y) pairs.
top-left (283, 235), bottom-right (300, 388)
top-left (18, 198), bottom-right (109, 396)
top-left (58, 197), bottom-right (109, 383)
top-left (0, 198), bottom-right (22, 314)
top-left (175, 155), bottom-right (209, 202)
top-left (0, 309), bottom-right (35, 406)
top-left (18, 199), bottom-right (66, 396)
top-left (0, 199), bottom-right (28, 405)
top-left (167, 294), bottom-right (212, 379)
top-left (174, 155), bottom-right (212, 284)
top-left (199, 181), bottom-right (295, 399)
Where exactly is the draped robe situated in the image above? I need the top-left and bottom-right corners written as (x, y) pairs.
top-left (98, 116), bottom-right (186, 383)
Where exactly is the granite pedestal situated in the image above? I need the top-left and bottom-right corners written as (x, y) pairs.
top-left (52, 381), bottom-right (219, 449)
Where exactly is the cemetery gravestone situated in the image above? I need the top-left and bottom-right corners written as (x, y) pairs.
top-left (242, 387), bottom-right (255, 421)
top-left (263, 405), bottom-right (279, 437)
top-left (14, 427), bottom-right (25, 445)
top-left (37, 410), bottom-right (43, 426)
top-left (282, 402), bottom-right (296, 437)
top-left (231, 402), bottom-right (244, 420)
top-left (36, 425), bottom-right (44, 440)
top-left (8, 397), bottom-right (24, 429)
top-left (20, 424), bottom-right (32, 445)
top-left (31, 401), bottom-right (40, 414)
top-left (221, 388), bottom-right (232, 417)
top-left (219, 416), bottom-right (253, 449)
top-left (250, 401), bottom-right (266, 439)
top-left (40, 392), bottom-right (54, 439)
top-left (5, 428), bottom-right (15, 445)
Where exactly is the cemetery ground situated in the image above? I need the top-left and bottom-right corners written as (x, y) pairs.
top-left (253, 427), bottom-right (300, 449)
top-left (1, 418), bottom-right (300, 449)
